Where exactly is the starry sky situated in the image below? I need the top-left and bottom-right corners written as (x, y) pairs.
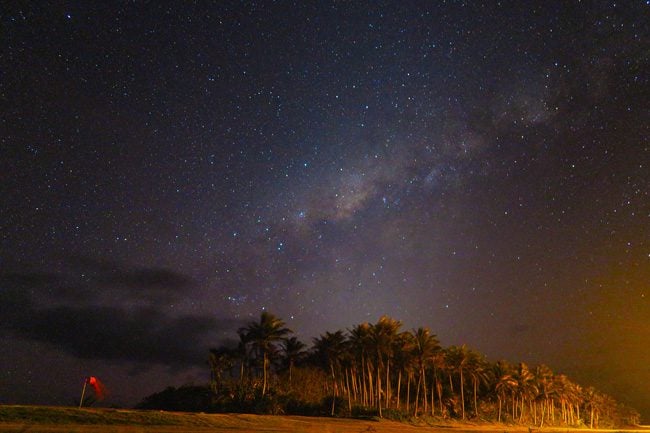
top-left (1, 0), bottom-right (648, 419)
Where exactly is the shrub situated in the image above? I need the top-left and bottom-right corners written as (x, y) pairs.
top-left (351, 405), bottom-right (378, 419)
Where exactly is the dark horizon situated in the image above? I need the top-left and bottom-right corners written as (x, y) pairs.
top-left (1, 1), bottom-right (648, 422)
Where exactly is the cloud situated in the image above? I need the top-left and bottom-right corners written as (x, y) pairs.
top-left (0, 260), bottom-right (237, 370)
top-left (65, 256), bottom-right (194, 301)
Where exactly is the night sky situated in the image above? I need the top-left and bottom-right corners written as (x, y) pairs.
top-left (1, 1), bottom-right (648, 419)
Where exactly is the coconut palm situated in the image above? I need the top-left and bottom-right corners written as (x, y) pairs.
top-left (466, 350), bottom-right (489, 418)
top-left (514, 362), bottom-right (537, 423)
top-left (236, 329), bottom-right (251, 384)
top-left (583, 386), bottom-right (608, 429)
top-left (431, 350), bottom-right (447, 416)
top-left (239, 312), bottom-right (291, 396)
top-left (349, 322), bottom-right (374, 407)
top-left (392, 331), bottom-right (415, 411)
top-left (555, 374), bottom-right (582, 425)
top-left (313, 330), bottom-right (348, 415)
top-left (494, 360), bottom-right (517, 422)
top-left (533, 364), bottom-right (554, 426)
top-left (370, 316), bottom-right (402, 417)
top-left (411, 327), bottom-right (440, 416)
top-left (281, 336), bottom-right (307, 387)
top-left (208, 346), bottom-right (236, 393)
top-left (446, 345), bottom-right (472, 419)
top-left (204, 316), bottom-right (636, 425)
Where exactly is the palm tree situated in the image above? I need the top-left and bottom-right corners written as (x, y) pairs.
top-left (208, 346), bottom-right (236, 394)
top-left (583, 386), bottom-right (605, 429)
top-left (554, 374), bottom-right (568, 425)
top-left (514, 362), bottom-right (537, 423)
top-left (313, 330), bottom-right (348, 415)
top-left (349, 323), bottom-right (373, 407)
top-left (466, 350), bottom-right (489, 418)
top-left (370, 316), bottom-right (402, 417)
top-left (494, 360), bottom-right (517, 423)
top-left (431, 351), bottom-right (447, 416)
top-left (392, 331), bottom-right (415, 411)
top-left (236, 329), bottom-right (251, 385)
top-left (446, 345), bottom-right (471, 419)
top-left (281, 336), bottom-right (307, 387)
top-left (533, 364), bottom-right (554, 427)
top-left (239, 312), bottom-right (291, 396)
top-left (411, 327), bottom-right (440, 416)
top-left (555, 374), bottom-right (582, 425)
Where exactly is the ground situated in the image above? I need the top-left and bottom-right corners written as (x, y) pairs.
top-left (0, 406), bottom-right (647, 433)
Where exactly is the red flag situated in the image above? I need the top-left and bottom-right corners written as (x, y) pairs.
top-left (87, 376), bottom-right (107, 400)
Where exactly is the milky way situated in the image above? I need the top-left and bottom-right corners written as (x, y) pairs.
top-left (1, 1), bottom-right (648, 418)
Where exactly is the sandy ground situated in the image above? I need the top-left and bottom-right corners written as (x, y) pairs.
top-left (0, 413), bottom-right (648, 433)
top-left (0, 424), bottom-right (648, 433)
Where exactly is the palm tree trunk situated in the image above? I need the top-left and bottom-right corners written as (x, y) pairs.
top-left (551, 399), bottom-right (555, 420)
top-left (360, 367), bottom-right (364, 405)
top-left (262, 352), bottom-right (268, 396)
top-left (351, 367), bottom-right (357, 403)
top-left (330, 362), bottom-right (336, 416)
top-left (346, 368), bottom-right (352, 414)
top-left (551, 400), bottom-right (555, 422)
top-left (414, 371), bottom-right (421, 416)
top-left (385, 357), bottom-right (391, 409)
top-left (406, 372), bottom-right (411, 413)
top-left (432, 367), bottom-right (438, 417)
top-left (431, 380), bottom-right (435, 416)
top-left (460, 367), bottom-right (465, 420)
top-left (289, 360), bottom-right (293, 387)
top-left (367, 362), bottom-right (374, 407)
top-left (376, 361), bottom-right (382, 418)
top-left (498, 396), bottom-right (502, 422)
top-left (397, 370), bottom-right (402, 409)
top-left (474, 378), bottom-right (478, 418)
top-left (422, 367), bottom-right (428, 414)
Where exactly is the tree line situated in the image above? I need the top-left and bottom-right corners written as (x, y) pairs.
top-left (142, 312), bottom-right (640, 427)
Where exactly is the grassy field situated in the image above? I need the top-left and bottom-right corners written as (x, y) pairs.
top-left (0, 406), bottom-right (648, 433)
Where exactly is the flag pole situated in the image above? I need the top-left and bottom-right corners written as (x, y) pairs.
top-left (79, 378), bottom-right (88, 408)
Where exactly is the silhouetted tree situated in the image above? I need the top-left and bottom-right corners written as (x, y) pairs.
top-left (313, 330), bottom-right (347, 415)
top-left (197, 315), bottom-right (638, 425)
top-left (239, 312), bottom-right (291, 396)
top-left (281, 336), bottom-right (307, 387)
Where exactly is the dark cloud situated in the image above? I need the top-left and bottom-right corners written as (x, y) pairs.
top-left (0, 261), bottom-right (237, 369)
top-left (64, 256), bottom-right (194, 300)
top-left (109, 268), bottom-right (193, 290)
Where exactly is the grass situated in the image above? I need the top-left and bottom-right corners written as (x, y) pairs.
top-left (0, 406), bottom-right (647, 433)
top-left (0, 405), bottom-right (196, 425)
top-left (0, 405), bottom-right (416, 433)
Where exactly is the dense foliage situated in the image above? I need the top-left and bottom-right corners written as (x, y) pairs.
top-left (135, 385), bottom-right (213, 412)
top-left (140, 313), bottom-right (641, 427)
